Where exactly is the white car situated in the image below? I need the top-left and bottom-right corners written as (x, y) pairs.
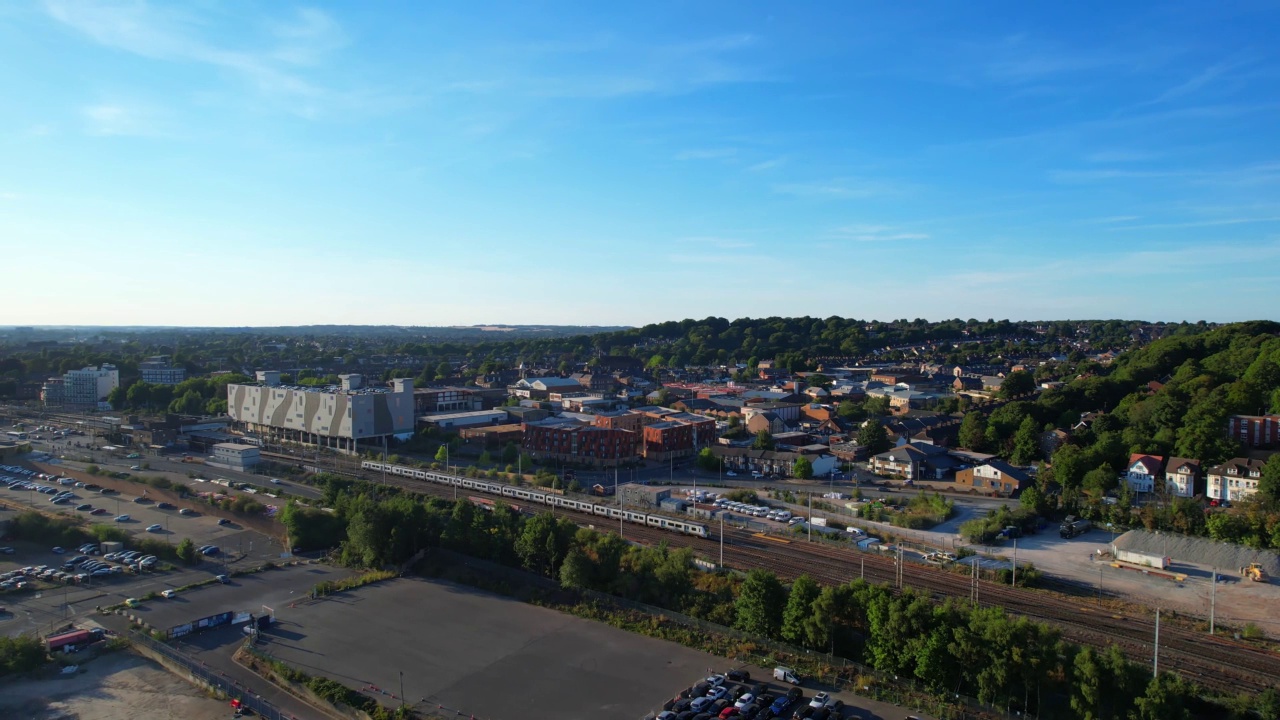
top-left (705, 686), bottom-right (728, 701)
top-left (690, 698), bottom-right (712, 713)
top-left (146, 524), bottom-right (162, 532)
top-left (161, 589), bottom-right (176, 598)
top-left (725, 470), bottom-right (737, 477)
top-left (809, 692), bottom-right (830, 708)
top-left (705, 674), bottom-right (726, 688)
top-left (114, 515), bottom-right (130, 522)
top-left (735, 693), bottom-right (755, 709)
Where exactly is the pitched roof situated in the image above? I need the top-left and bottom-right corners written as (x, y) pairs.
top-left (979, 460), bottom-right (1031, 483)
top-left (1127, 453), bottom-right (1165, 475)
top-left (1165, 457), bottom-right (1201, 475)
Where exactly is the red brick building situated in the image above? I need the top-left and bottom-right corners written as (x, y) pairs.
top-left (1227, 414), bottom-right (1280, 448)
top-left (522, 418), bottom-right (638, 467)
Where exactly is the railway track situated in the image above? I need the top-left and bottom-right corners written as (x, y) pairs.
top-left (286, 455), bottom-right (1280, 696)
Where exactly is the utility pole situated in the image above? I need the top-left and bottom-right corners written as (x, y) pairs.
top-left (1210, 569), bottom-right (1217, 635)
top-left (616, 466), bottom-right (622, 539)
top-left (1153, 608), bottom-right (1161, 677)
top-left (1098, 564), bottom-right (1103, 606)
top-left (807, 493), bottom-right (812, 542)
top-left (860, 556), bottom-right (864, 581)
top-left (719, 514), bottom-right (724, 568)
top-left (1012, 538), bottom-right (1017, 587)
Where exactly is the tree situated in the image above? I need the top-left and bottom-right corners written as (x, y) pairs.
top-left (434, 445), bottom-right (449, 463)
top-left (559, 547), bottom-right (593, 589)
top-left (1083, 466), bottom-right (1117, 496)
top-left (781, 575), bottom-right (820, 646)
top-left (1010, 415), bottom-right (1041, 465)
top-left (1000, 370), bottom-right (1035, 398)
top-left (959, 412), bottom-right (987, 451)
top-left (752, 429), bottom-right (775, 451)
top-left (1132, 673), bottom-right (1192, 720)
top-left (434, 361), bottom-right (452, 380)
top-left (860, 419), bottom-right (890, 456)
top-left (1019, 484), bottom-right (1047, 515)
top-left (695, 447), bottom-right (720, 472)
top-left (792, 456), bottom-right (813, 479)
top-left (735, 568), bottom-right (786, 639)
top-left (836, 400), bottom-right (861, 419)
top-left (1070, 648), bottom-right (1103, 720)
top-left (1259, 453), bottom-right (1280, 506)
top-left (515, 512), bottom-right (572, 577)
top-left (501, 442), bottom-right (519, 464)
top-left (176, 537), bottom-right (198, 565)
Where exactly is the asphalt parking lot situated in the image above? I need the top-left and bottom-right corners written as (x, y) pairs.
top-left (245, 576), bottom-right (724, 720)
top-left (0, 470), bottom-right (287, 564)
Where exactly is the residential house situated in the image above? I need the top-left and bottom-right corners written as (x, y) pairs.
top-left (1125, 454), bottom-right (1165, 493)
top-left (1039, 429), bottom-right (1070, 461)
top-left (955, 461), bottom-right (1031, 496)
top-left (509, 377), bottom-right (583, 400)
top-left (1207, 458), bottom-right (1266, 502)
top-left (745, 410), bottom-right (788, 436)
top-left (871, 442), bottom-right (956, 480)
top-left (980, 376), bottom-right (1005, 392)
top-left (1227, 414), bottom-right (1280, 448)
top-left (1163, 457), bottom-right (1203, 498)
top-left (709, 446), bottom-right (836, 478)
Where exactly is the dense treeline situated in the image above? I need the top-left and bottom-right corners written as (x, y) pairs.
top-left (0, 318), bottom-right (1204, 399)
top-left (957, 323), bottom-right (1280, 548)
top-left (281, 475), bottom-right (1278, 719)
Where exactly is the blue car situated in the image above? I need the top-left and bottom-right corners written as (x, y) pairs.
top-left (770, 697), bottom-right (791, 716)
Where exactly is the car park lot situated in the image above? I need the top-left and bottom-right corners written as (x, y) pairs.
top-left (0, 538), bottom-right (233, 638)
top-left (663, 666), bottom-right (936, 720)
top-left (0, 467), bottom-right (287, 566)
top-left (235, 575), bottom-right (728, 720)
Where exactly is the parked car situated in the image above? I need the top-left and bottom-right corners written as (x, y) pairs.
top-left (156, 502), bottom-right (174, 510)
top-left (51, 546), bottom-right (65, 554)
top-left (75, 503), bottom-right (92, 511)
top-left (809, 692), bottom-right (830, 709)
top-left (215, 574), bottom-right (229, 583)
top-left (217, 518), bottom-right (231, 526)
top-left (91, 508), bottom-right (108, 515)
top-left (726, 669), bottom-right (751, 682)
top-left (179, 508), bottom-right (195, 516)
top-left (161, 589), bottom-right (176, 598)
top-left (146, 524), bottom-right (162, 533)
top-left (114, 515), bottom-right (130, 522)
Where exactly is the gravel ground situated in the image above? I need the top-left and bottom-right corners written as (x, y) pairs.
top-left (1114, 529), bottom-right (1280, 576)
top-left (0, 650), bottom-right (233, 720)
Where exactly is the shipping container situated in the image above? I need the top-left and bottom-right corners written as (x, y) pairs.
top-left (1114, 548), bottom-right (1171, 570)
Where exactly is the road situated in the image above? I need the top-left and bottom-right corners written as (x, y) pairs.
top-left (23, 431), bottom-right (322, 502)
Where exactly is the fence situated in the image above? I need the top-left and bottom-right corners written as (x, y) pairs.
top-left (130, 631), bottom-right (293, 720)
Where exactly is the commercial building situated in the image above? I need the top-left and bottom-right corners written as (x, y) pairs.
top-left (418, 410), bottom-right (508, 431)
top-left (139, 356), bottom-right (187, 385)
top-left (414, 387), bottom-right (483, 414)
top-left (210, 443), bottom-right (260, 470)
top-left (227, 373), bottom-right (414, 452)
top-left (42, 364), bottom-right (119, 409)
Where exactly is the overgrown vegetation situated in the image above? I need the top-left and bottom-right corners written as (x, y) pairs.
top-left (0, 635), bottom-right (47, 676)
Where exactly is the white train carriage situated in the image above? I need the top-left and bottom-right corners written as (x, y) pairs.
top-left (363, 461), bottom-right (709, 538)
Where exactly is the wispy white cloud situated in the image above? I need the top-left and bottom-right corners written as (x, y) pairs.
top-left (447, 33), bottom-right (774, 99)
top-left (44, 1), bottom-right (366, 117)
top-left (81, 103), bottom-right (160, 136)
top-left (1107, 216), bottom-right (1280, 231)
top-left (1081, 215), bottom-right (1142, 224)
top-left (828, 224), bottom-right (929, 242)
top-left (675, 148), bottom-right (737, 161)
top-left (1139, 54), bottom-right (1259, 107)
top-left (747, 157), bottom-right (786, 172)
top-left (773, 178), bottom-right (907, 199)
top-left (1085, 150), bottom-right (1160, 163)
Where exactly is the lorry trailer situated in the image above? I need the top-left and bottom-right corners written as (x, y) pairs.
top-left (1114, 548), bottom-right (1171, 570)
top-left (1060, 516), bottom-right (1092, 539)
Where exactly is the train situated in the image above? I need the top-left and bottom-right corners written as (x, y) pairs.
top-left (360, 461), bottom-right (709, 539)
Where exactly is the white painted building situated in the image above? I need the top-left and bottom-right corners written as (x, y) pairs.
top-left (211, 442), bottom-right (260, 470)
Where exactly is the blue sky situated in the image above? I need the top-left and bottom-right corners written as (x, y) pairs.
top-left (2, 1), bottom-right (1278, 327)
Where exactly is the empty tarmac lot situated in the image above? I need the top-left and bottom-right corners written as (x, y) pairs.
top-left (257, 576), bottom-right (723, 720)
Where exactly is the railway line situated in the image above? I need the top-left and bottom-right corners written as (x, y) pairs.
top-left (344, 462), bottom-right (1280, 697)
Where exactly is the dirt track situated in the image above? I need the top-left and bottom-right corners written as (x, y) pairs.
top-left (0, 650), bottom-right (232, 720)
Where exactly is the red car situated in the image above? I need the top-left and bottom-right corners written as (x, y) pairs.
top-left (91, 508), bottom-right (109, 515)
top-left (719, 708), bottom-right (739, 719)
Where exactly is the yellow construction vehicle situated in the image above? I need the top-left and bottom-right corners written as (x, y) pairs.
top-left (1241, 563), bottom-right (1267, 582)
